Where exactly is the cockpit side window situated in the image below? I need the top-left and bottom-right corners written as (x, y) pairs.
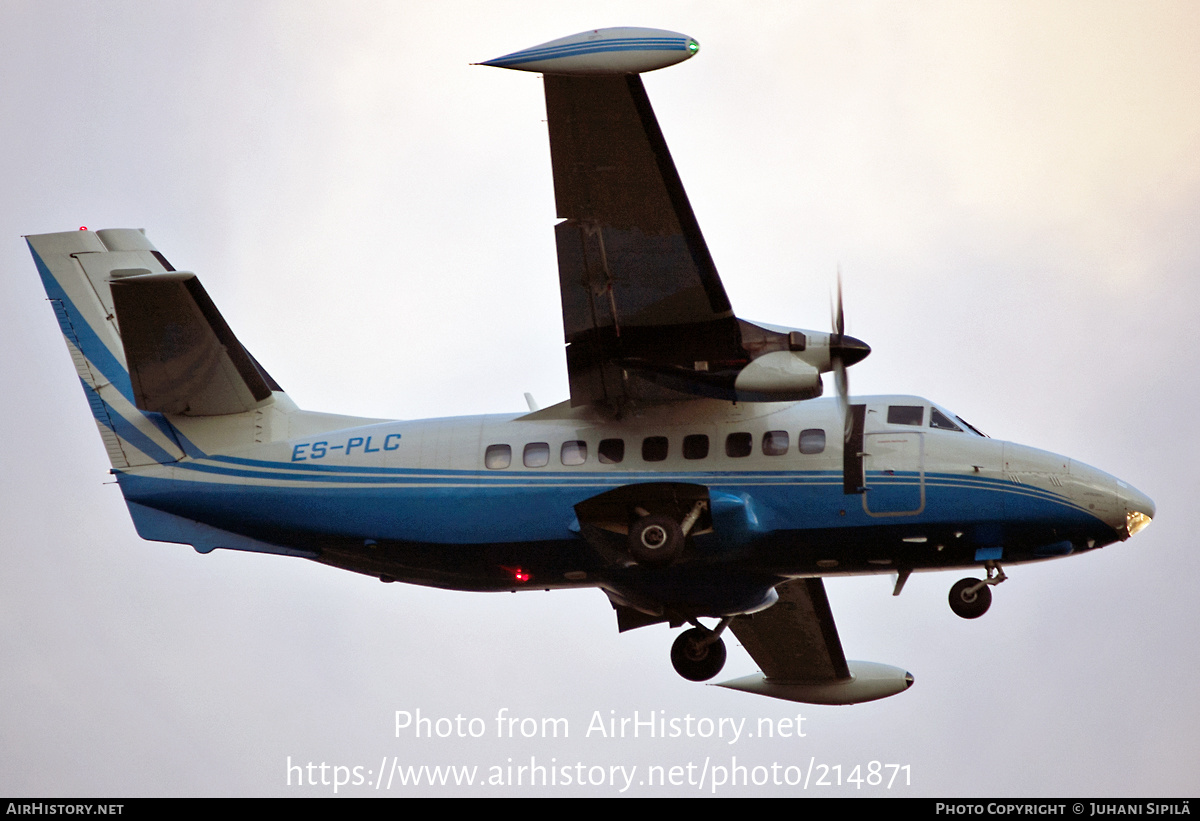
top-left (930, 408), bottom-right (963, 431)
top-left (887, 405), bottom-right (924, 426)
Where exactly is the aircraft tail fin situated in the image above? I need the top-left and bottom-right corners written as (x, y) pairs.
top-left (27, 228), bottom-right (281, 469)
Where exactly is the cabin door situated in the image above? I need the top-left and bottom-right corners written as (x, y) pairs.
top-left (863, 432), bottom-right (925, 516)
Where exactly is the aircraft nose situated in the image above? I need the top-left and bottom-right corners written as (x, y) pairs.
top-left (1118, 481), bottom-right (1155, 538)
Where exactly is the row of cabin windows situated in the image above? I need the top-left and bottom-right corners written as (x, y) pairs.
top-left (484, 429), bottom-right (827, 470)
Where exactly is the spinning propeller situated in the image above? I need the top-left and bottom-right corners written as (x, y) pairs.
top-left (829, 271), bottom-right (871, 441)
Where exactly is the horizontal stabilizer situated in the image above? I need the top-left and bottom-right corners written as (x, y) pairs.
top-left (111, 272), bottom-right (276, 415)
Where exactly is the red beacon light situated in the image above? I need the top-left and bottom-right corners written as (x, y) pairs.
top-left (501, 566), bottom-right (531, 583)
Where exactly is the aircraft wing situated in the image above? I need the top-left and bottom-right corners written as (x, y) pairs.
top-left (545, 74), bottom-right (745, 408)
top-left (728, 579), bottom-right (851, 681)
top-left (721, 579), bottom-right (913, 705)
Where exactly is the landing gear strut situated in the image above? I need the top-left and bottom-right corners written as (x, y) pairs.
top-left (670, 618), bottom-right (731, 682)
top-left (949, 561), bottom-right (1007, 619)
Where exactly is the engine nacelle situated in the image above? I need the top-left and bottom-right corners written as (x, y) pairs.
top-left (733, 351), bottom-right (823, 402)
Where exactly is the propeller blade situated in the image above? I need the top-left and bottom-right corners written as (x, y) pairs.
top-left (834, 356), bottom-right (851, 442)
top-left (831, 268), bottom-right (853, 441)
top-left (835, 269), bottom-right (845, 340)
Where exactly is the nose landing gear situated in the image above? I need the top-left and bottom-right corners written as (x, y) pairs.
top-left (949, 561), bottom-right (1007, 619)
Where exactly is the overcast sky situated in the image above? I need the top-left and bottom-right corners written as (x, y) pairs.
top-left (2, 1), bottom-right (1197, 796)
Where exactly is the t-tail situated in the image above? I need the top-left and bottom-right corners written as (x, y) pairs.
top-left (27, 228), bottom-right (287, 468)
top-left (26, 228), bottom-right (380, 556)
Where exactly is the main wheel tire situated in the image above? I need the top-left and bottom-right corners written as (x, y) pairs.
top-left (670, 627), bottom-right (727, 682)
top-left (949, 577), bottom-right (992, 619)
top-left (628, 514), bottom-right (684, 566)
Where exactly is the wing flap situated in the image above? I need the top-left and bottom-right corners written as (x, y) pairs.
top-left (544, 74), bottom-right (743, 407)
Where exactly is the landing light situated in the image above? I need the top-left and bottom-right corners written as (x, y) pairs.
top-left (1126, 510), bottom-right (1152, 538)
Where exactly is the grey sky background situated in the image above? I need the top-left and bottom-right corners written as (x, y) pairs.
top-left (2, 1), bottom-right (1197, 796)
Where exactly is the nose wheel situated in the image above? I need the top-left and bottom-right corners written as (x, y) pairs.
top-left (949, 562), bottom-right (1007, 619)
top-left (670, 620), bottom-right (730, 682)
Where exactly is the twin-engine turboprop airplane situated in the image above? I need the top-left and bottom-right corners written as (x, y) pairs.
top-left (28, 28), bottom-right (1154, 705)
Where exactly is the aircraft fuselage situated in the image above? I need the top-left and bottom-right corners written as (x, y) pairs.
top-left (115, 393), bottom-right (1148, 615)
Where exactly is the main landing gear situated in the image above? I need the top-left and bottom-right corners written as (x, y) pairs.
top-left (628, 500), bottom-right (707, 567)
top-left (949, 561), bottom-right (1008, 619)
top-left (629, 515), bottom-right (683, 565)
top-left (670, 618), bottom-right (732, 681)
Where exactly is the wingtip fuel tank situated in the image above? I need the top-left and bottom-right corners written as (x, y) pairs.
top-left (478, 27), bottom-right (699, 75)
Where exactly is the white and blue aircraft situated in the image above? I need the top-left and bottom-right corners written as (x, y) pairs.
top-left (27, 28), bottom-right (1154, 706)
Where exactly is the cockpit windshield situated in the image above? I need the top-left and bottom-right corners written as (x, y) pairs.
top-left (954, 414), bottom-right (988, 437)
top-left (932, 404), bottom-right (988, 437)
top-left (929, 408), bottom-right (962, 432)
top-left (884, 401), bottom-right (989, 437)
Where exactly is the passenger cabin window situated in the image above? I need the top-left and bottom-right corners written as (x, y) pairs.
top-left (762, 430), bottom-right (789, 456)
top-left (485, 444), bottom-right (511, 469)
top-left (887, 405), bottom-right (924, 426)
top-left (598, 438), bottom-right (624, 464)
top-left (929, 408), bottom-right (963, 432)
top-left (561, 440), bottom-right (587, 465)
top-left (799, 429), bottom-right (826, 454)
top-left (726, 432), bottom-right (752, 457)
top-left (683, 434), bottom-right (709, 460)
top-left (642, 436), bottom-right (668, 462)
top-left (524, 442), bottom-right (550, 468)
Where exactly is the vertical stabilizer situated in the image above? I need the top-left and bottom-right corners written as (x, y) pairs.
top-left (29, 229), bottom-right (193, 468)
top-left (29, 226), bottom-right (292, 471)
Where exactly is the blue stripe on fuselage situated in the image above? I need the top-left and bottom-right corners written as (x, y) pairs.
top-left (157, 456), bottom-right (1084, 518)
top-left (115, 466), bottom-right (1105, 548)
